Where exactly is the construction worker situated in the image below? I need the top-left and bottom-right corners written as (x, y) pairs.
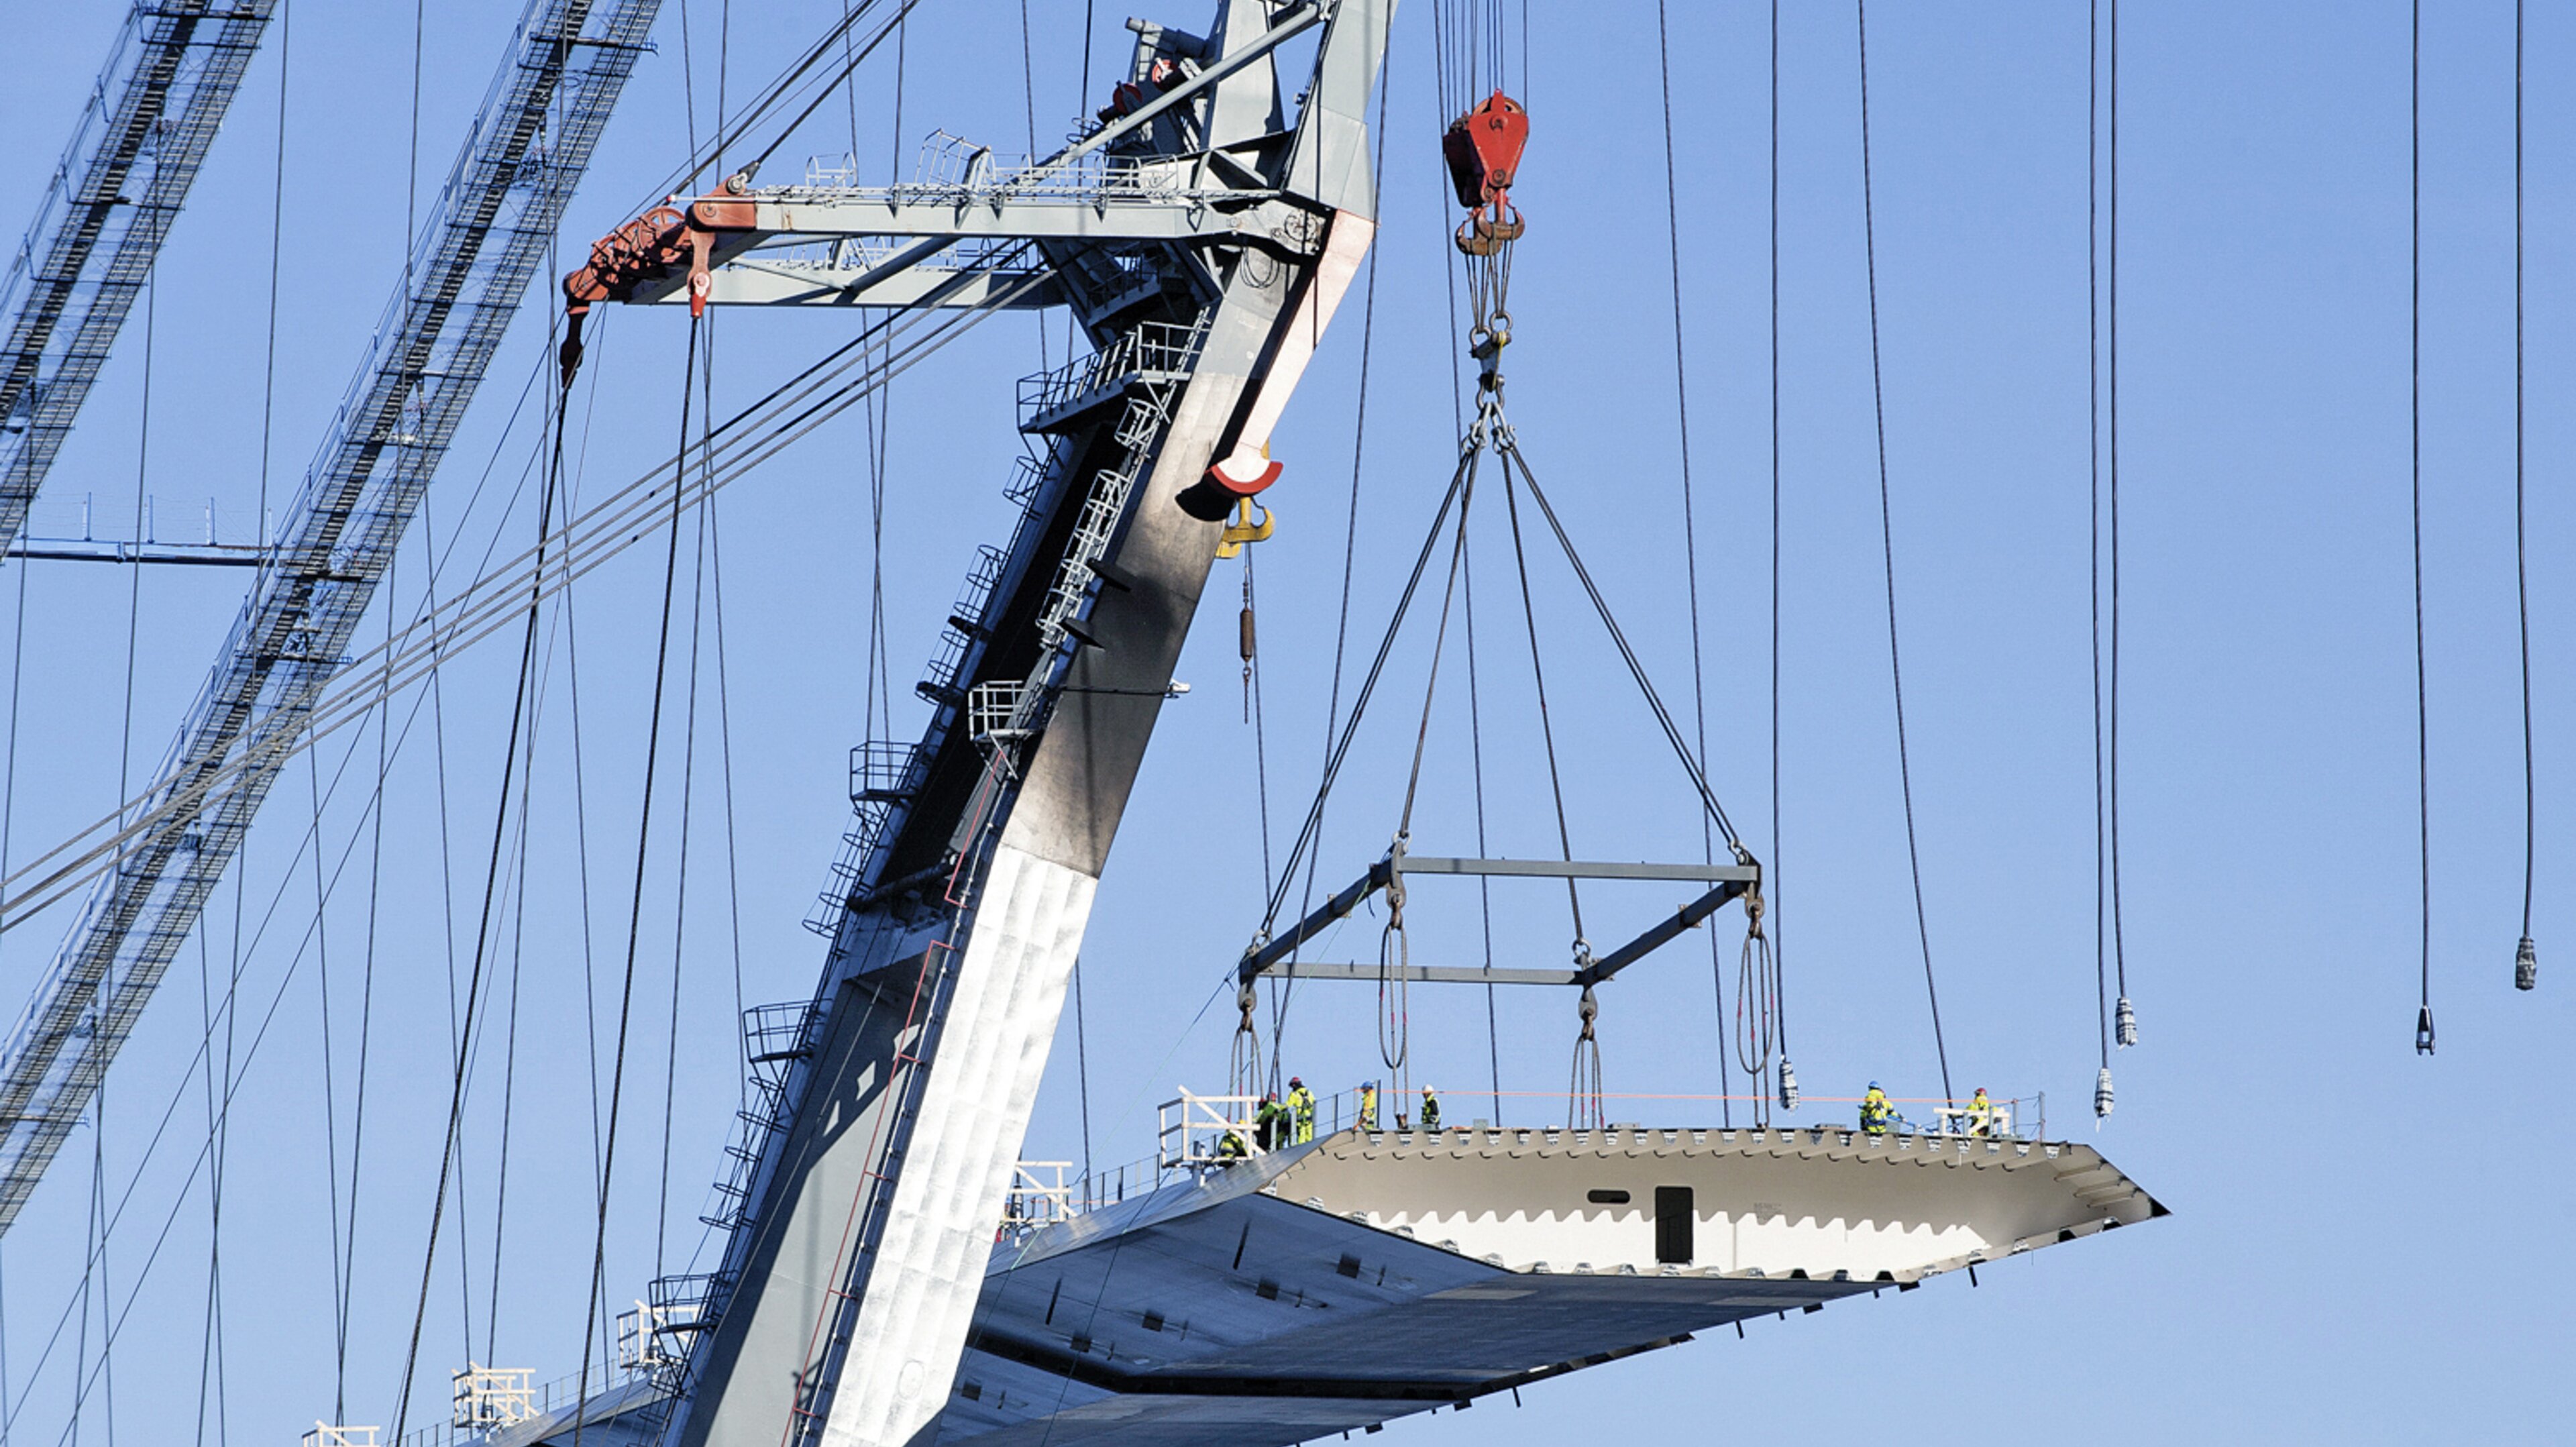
top-left (1419, 1085), bottom-right (1442, 1131)
top-left (1358, 1081), bottom-right (1379, 1131)
top-left (1254, 1090), bottom-right (1288, 1152)
top-left (1216, 1128), bottom-right (1249, 1161)
top-left (1287, 1076), bottom-right (1317, 1144)
top-left (1967, 1087), bottom-right (1994, 1138)
top-left (1860, 1081), bottom-right (1894, 1137)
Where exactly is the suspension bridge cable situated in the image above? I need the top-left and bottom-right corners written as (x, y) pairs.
top-left (1767, 0), bottom-right (1784, 1123)
top-left (191, 929), bottom-right (228, 1447)
top-left (0, 69), bottom-right (35, 1423)
top-left (1854, 0), bottom-right (1954, 1101)
top-left (2410, 0), bottom-right (2434, 1053)
top-left (0, 566), bottom-right (15, 1447)
top-left (5, 620), bottom-right (484, 1440)
top-left (1656, 0), bottom-right (1735, 1105)
top-left (2514, 0), bottom-right (2538, 989)
top-left (347, 0), bottom-right (424, 1367)
top-left (2090, 0), bottom-right (2112, 1073)
top-left (87, 261), bottom-right (158, 1447)
top-left (14, 578), bottom-right (576, 1428)
top-left (214, 12), bottom-right (294, 1417)
top-left (0, 272), bottom-right (1042, 924)
top-left (2108, 0), bottom-right (2131, 1037)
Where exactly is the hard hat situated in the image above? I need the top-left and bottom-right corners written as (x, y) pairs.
top-left (1423, 1084), bottom-right (1436, 1093)
top-left (1289, 1076), bottom-right (1303, 1087)
top-left (1868, 1081), bottom-right (1882, 1091)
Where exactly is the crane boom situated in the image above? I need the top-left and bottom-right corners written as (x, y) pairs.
top-left (0, 0), bottom-right (279, 555)
top-left (557, 5), bottom-right (1394, 1444)
top-left (0, 0), bottom-right (665, 1235)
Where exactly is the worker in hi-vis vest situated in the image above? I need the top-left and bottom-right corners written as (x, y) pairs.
top-left (1358, 1081), bottom-right (1379, 1131)
top-left (1287, 1077), bottom-right (1316, 1144)
top-left (1860, 1082), bottom-right (1894, 1136)
top-left (1419, 1085), bottom-right (1442, 1130)
top-left (1966, 1087), bottom-right (1994, 1137)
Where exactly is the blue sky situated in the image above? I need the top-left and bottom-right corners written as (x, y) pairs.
top-left (0, 1), bottom-right (2563, 1443)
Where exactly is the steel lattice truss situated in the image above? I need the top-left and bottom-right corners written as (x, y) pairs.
top-left (0, 0), bottom-right (279, 556)
top-left (0, 0), bottom-right (665, 1234)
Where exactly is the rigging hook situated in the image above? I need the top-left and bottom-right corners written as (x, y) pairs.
top-left (1568, 983), bottom-right (1603, 1130)
top-left (1215, 494), bottom-right (1275, 560)
top-left (1378, 837), bottom-right (1411, 1076)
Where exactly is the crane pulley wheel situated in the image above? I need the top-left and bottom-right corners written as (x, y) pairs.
top-left (1443, 91), bottom-right (1529, 211)
top-left (1444, 91), bottom-right (1531, 254)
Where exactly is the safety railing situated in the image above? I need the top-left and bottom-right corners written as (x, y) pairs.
top-left (1015, 317), bottom-right (1210, 430)
top-left (394, 1362), bottom-right (624, 1447)
top-left (451, 1365), bottom-right (537, 1432)
top-left (302, 1428), bottom-right (380, 1447)
top-left (616, 1296), bottom-right (703, 1373)
top-left (1000, 1160), bottom-right (1076, 1236)
top-left (779, 131), bottom-right (1255, 209)
top-left (1037, 1086), bottom-right (2052, 1222)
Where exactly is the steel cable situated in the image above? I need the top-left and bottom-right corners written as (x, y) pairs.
top-left (388, 311), bottom-right (593, 1445)
top-left (1656, 0), bottom-right (1740, 1108)
top-left (1492, 450), bottom-right (1587, 945)
top-left (2108, 0), bottom-right (2134, 1049)
top-left (568, 311), bottom-right (704, 1447)
top-left (1766, 0), bottom-right (1786, 1125)
top-left (2411, 0), bottom-right (2435, 1054)
top-left (1258, 450), bottom-right (1477, 932)
top-left (2514, 0), bottom-right (2538, 990)
top-left (1856, 0), bottom-right (1954, 1101)
top-left (0, 267), bottom-right (1040, 926)
top-left (1493, 441), bottom-right (1747, 855)
top-left (2090, 0), bottom-right (2112, 1077)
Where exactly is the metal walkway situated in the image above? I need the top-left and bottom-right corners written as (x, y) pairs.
top-left (0, 0), bottom-right (280, 555)
top-left (0, 0), bottom-right (665, 1234)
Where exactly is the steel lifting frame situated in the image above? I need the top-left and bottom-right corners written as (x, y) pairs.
top-left (0, 0), bottom-right (666, 1235)
top-left (0, 1), bottom-right (280, 556)
top-left (1240, 852), bottom-right (1762, 990)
